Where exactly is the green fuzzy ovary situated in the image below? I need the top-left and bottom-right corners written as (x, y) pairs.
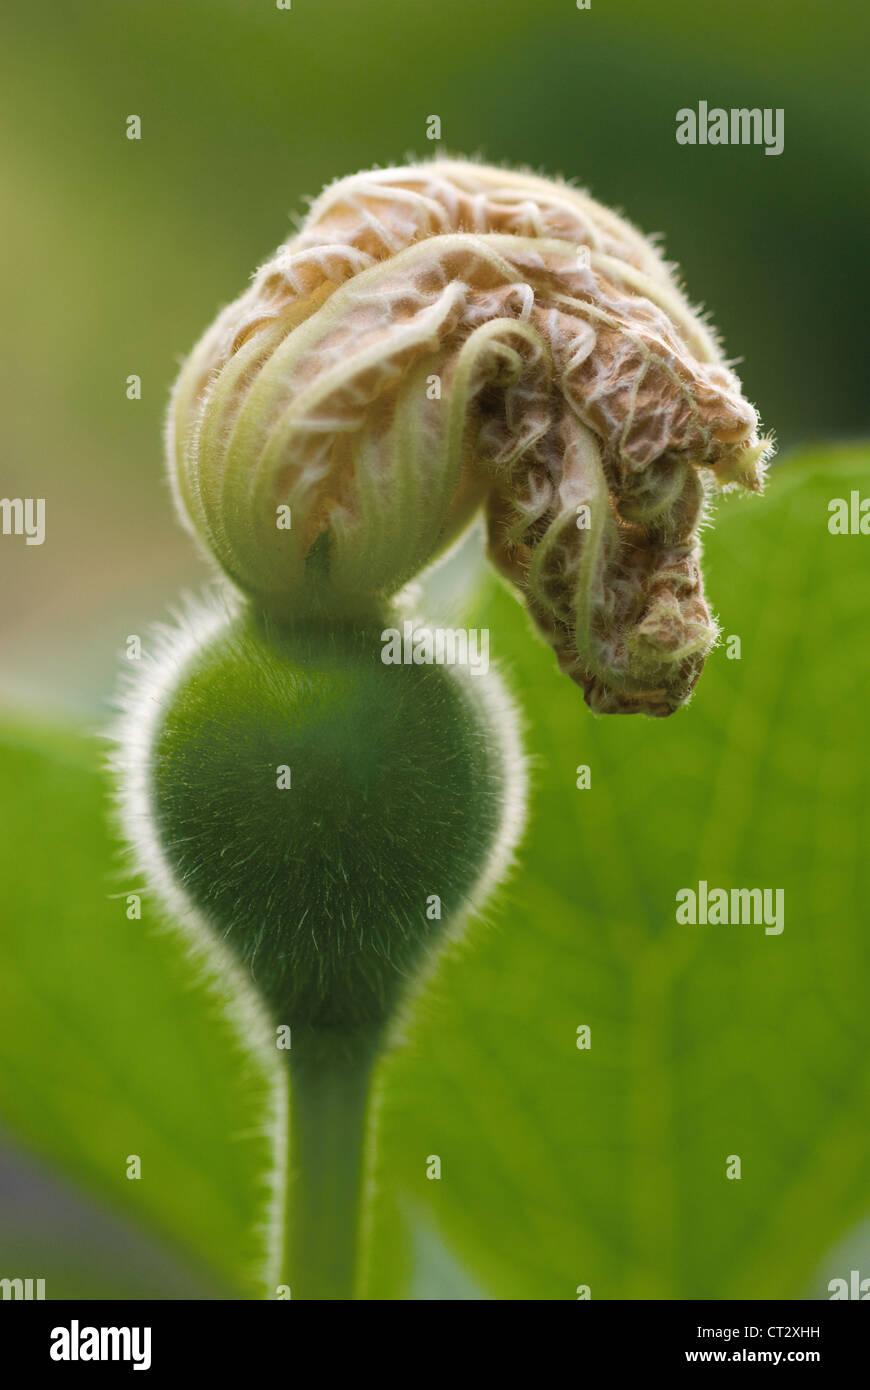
top-left (150, 613), bottom-right (509, 1050)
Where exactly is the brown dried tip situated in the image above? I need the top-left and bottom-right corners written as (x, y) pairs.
top-left (169, 159), bottom-right (773, 715)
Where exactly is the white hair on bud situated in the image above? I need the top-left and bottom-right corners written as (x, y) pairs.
top-left (106, 582), bottom-right (288, 1296)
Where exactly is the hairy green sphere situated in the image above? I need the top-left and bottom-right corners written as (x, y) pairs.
top-left (143, 609), bottom-right (521, 1053)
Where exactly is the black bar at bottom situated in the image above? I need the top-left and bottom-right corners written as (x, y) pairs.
top-left (0, 1298), bottom-right (865, 1374)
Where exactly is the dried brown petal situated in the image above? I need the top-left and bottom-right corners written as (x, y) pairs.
top-left (169, 159), bottom-right (773, 714)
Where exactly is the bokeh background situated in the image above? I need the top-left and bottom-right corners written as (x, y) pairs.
top-left (1, 0), bottom-right (869, 1300)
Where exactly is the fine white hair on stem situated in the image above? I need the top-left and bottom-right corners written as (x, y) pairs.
top-left (107, 580), bottom-right (529, 1296)
top-left (106, 583), bottom-right (287, 1297)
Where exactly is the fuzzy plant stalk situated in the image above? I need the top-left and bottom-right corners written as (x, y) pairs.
top-left (115, 158), bottom-right (772, 1300)
top-left (123, 603), bottom-right (524, 1299)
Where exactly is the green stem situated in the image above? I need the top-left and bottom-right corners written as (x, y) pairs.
top-left (282, 1037), bottom-right (376, 1300)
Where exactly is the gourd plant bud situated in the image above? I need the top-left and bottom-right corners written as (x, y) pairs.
top-left (116, 157), bottom-right (771, 1297)
top-left (169, 158), bottom-right (773, 715)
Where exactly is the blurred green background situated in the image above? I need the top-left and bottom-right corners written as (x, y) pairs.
top-left (1, 0), bottom-right (868, 1299)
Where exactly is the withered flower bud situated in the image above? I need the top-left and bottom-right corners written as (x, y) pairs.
top-left (169, 159), bottom-right (773, 714)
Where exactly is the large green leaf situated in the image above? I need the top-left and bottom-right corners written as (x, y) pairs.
top-left (1, 444), bottom-right (868, 1300)
top-left (0, 722), bottom-right (282, 1297)
top-left (366, 444), bottom-right (870, 1299)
